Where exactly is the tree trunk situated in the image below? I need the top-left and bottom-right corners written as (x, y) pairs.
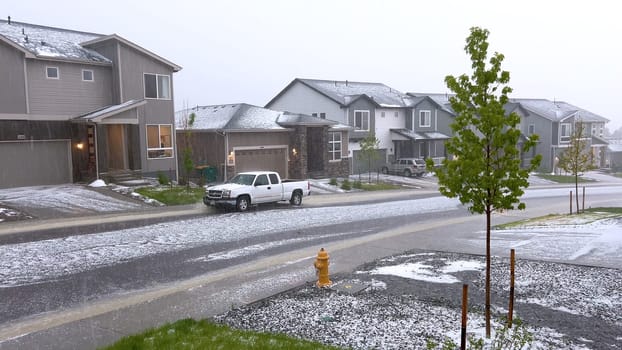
top-left (485, 207), bottom-right (491, 338)
top-left (575, 174), bottom-right (580, 214)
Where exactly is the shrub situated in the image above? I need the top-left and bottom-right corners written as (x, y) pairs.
top-left (157, 171), bottom-right (170, 185)
top-left (353, 181), bottom-right (363, 189)
top-left (341, 179), bottom-right (351, 190)
top-left (329, 178), bottom-right (338, 186)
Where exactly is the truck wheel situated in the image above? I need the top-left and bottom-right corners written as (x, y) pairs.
top-left (403, 169), bottom-right (411, 177)
top-left (381, 167), bottom-right (388, 174)
top-left (290, 191), bottom-right (303, 206)
top-left (236, 196), bottom-right (250, 212)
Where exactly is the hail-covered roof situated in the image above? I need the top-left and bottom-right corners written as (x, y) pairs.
top-left (0, 19), bottom-right (110, 64)
top-left (407, 92), bottom-right (456, 115)
top-left (510, 98), bottom-right (609, 123)
top-left (297, 78), bottom-right (414, 108)
top-left (176, 103), bottom-right (336, 132)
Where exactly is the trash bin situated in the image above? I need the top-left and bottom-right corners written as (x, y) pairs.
top-left (196, 165), bottom-right (217, 183)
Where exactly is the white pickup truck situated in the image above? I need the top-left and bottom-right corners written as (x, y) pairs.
top-left (203, 171), bottom-right (310, 212)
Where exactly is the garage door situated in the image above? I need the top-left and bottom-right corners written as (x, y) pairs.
top-left (0, 140), bottom-right (72, 188)
top-left (235, 148), bottom-right (287, 178)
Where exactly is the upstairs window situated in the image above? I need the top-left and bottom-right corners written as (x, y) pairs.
top-left (82, 69), bottom-right (94, 82)
top-left (528, 124), bottom-right (535, 136)
top-left (354, 110), bottom-right (370, 131)
top-left (419, 110), bottom-right (431, 127)
top-left (46, 66), bottom-right (59, 79)
top-left (144, 73), bottom-right (171, 99)
top-left (328, 131), bottom-right (342, 161)
top-left (320, 113), bottom-right (326, 119)
top-left (147, 124), bottom-right (173, 158)
top-left (560, 123), bottom-right (571, 143)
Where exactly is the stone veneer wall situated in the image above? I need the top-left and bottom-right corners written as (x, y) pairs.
top-left (288, 126), bottom-right (307, 179)
top-left (326, 157), bottom-right (351, 178)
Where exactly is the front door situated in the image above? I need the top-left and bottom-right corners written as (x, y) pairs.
top-left (107, 124), bottom-right (127, 170)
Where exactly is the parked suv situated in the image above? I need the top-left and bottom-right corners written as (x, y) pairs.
top-left (381, 158), bottom-right (427, 177)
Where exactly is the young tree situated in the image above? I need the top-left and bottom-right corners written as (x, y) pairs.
top-left (358, 133), bottom-right (380, 182)
top-left (557, 120), bottom-right (596, 213)
top-left (180, 110), bottom-right (196, 189)
top-left (427, 27), bottom-right (541, 337)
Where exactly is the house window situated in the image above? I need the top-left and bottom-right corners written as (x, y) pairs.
top-left (312, 113), bottom-right (318, 118)
top-left (328, 131), bottom-right (342, 161)
top-left (394, 111), bottom-right (398, 118)
top-left (354, 110), bottom-right (370, 131)
top-left (320, 113), bottom-right (326, 119)
top-left (419, 110), bottom-right (431, 127)
top-left (144, 73), bottom-right (171, 99)
top-left (82, 69), bottom-right (94, 82)
top-left (528, 124), bottom-right (535, 136)
top-left (560, 123), bottom-right (571, 143)
top-left (46, 66), bottom-right (59, 79)
top-left (381, 112), bottom-right (385, 118)
top-left (147, 124), bottom-right (173, 158)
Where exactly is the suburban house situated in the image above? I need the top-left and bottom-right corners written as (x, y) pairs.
top-left (0, 18), bottom-right (181, 188)
top-left (266, 78), bottom-right (450, 173)
top-left (174, 103), bottom-right (350, 181)
top-left (505, 98), bottom-right (609, 173)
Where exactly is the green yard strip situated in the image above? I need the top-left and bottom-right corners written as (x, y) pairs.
top-left (100, 318), bottom-right (344, 350)
top-left (495, 208), bottom-right (621, 229)
top-left (134, 186), bottom-right (204, 205)
top-left (535, 174), bottom-right (596, 183)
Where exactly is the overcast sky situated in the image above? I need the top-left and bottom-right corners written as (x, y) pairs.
top-left (5, 0), bottom-right (621, 131)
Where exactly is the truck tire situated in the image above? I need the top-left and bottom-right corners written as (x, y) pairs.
top-left (290, 191), bottom-right (303, 206)
top-left (236, 196), bottom-right (250, 212)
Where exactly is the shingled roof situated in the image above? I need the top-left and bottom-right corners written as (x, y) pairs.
top-left (510, 98), bottom-right (609, 123)
top-left (0, 19), bottom-right (110, 64)
top-left (175, 103), bottom-right (337, 131)
top-left (267, 78), bottom-right (415, 108)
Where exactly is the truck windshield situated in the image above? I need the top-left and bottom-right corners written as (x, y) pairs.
top-left (227, 174), bottom-right (256, 185)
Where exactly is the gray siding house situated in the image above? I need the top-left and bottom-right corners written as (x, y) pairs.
top-left (175, 104), bottom-right (350, 181)
top-left (506, 99), bottom-right (609, 173)
top-left (0, 19), bottom-right (181, 188)
top-left (266, 78), bottom-right (450, 173)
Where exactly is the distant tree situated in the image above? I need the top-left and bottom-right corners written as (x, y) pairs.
top-left (427, 27), bottom-right (541, 338)
top-left (557, 120), bottom-right (596, 213)
top-left (358, 133), bottom-right (380, 182)
top-left (180, 110), bottom-right (196, 189)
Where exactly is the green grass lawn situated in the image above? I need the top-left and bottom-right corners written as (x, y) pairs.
top-left (357, 182), bottom-right (402, 191)
top-left (134, 186), bottom-right (205, 205)
top-left (535, 174), bottom-right (596, 183)
top-left (100, 318), bottom-right (344, 350)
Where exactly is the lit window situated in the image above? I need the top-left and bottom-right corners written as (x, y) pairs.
top-left (419, 110), bottom-right (431, 127)
top-left (354, 110), bottom-right (370, 131)
top-left (328, 132), bottom-right (342, 161)
top-left (46, 66), bottom-right (59, 79)
top-left (144, 73), bottom-right (171, 99)
top-left (82, 69), bottom-right (94, 81)
top-left (147, 124), bottom-right (173, 158)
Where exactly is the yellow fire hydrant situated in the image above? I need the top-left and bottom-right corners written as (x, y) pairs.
top-left (314, 248), bottom-right (332, 287)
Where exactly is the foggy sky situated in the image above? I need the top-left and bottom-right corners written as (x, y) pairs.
top-left (4, 0), bottom-right (621, 130)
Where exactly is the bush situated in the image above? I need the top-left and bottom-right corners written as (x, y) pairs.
top-left (341, 179), bottom-right (351, 190)
top-left (352, 181), bottom-right (363, 189)
top-left (157, 172), bottom-right (170, 185)
top-left (329, 178), bottom-right (338, 186)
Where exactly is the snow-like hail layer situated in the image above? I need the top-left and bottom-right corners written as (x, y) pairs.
top-left (0, 197), bottom-right (460, 287)
top-left (0, 185), bottom-right (144, 214)
top-left (368, 259), bottom-right (484, 284)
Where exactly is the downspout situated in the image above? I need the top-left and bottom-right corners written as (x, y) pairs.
top-left (23, 58), bottom-right (30, 113)
top-left (94, 123), bottom-right (100, 179)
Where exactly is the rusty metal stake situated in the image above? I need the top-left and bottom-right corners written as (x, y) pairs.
top-left (461, 284), bottom-right (468, 350)
top-left (570, 190), bottom-right (573, 214)
top-left (582, 186), bottom-right (585, 213)
top-left (508, 249), bottom-right (515, 328)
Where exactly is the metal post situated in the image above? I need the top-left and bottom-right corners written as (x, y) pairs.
top-left (508, 249), bottom-right (515, 328)
top-left (461, 284), bottom-right (468, 350)
top-left (582, 186), bottom-right (585, 213)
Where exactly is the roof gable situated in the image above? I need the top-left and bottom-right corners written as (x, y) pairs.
top-left (510, 98), bottom-right (609, 123)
